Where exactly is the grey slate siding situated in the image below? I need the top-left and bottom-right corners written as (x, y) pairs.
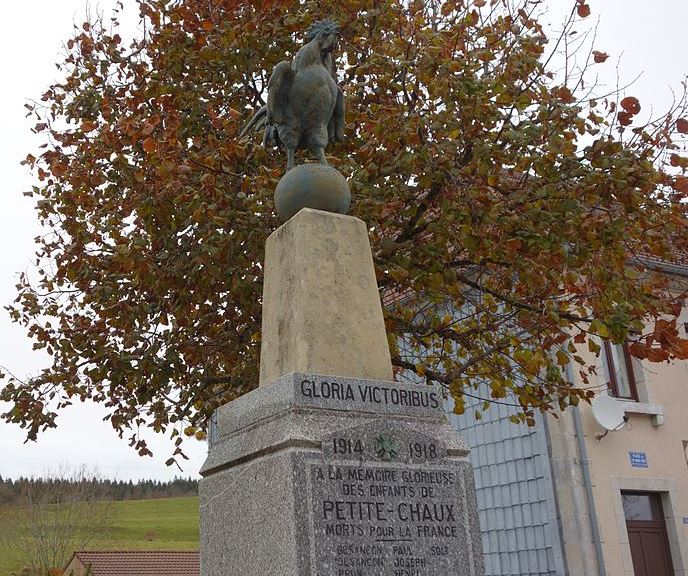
top-left (446, 397), bottom-right (566, 576)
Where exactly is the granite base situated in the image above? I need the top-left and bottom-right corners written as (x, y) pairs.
top-left (199, 373), bottom-right (485, 576)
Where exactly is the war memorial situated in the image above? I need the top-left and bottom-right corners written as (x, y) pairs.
top-left (198, 20), bottom-right (485, 576)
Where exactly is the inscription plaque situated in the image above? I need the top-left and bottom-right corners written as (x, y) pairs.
top-left (307, 423), bottom-right (469, 575)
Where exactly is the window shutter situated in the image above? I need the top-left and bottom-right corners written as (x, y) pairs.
top-left (631, 356), bottom-right (645, 397)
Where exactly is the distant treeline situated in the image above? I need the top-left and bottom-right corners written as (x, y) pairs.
top-left (0, 475), bottom-right (198, 505)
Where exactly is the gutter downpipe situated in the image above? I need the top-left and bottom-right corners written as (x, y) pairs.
top-left (566, 363), bottom-right (607, 576)
top-left (541, 414), bottom-right (570, 575)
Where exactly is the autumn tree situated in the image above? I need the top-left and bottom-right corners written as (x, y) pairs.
top-left (3, 0), bottom-right (688, 460)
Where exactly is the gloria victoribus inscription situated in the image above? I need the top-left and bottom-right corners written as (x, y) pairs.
top-left (299, 378), bottom-right (441, 410)
top-left (308, 424), bottom-right (467, 576)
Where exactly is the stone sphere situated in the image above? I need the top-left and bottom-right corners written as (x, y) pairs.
top-left (274, 163), bottom-right (351, 221)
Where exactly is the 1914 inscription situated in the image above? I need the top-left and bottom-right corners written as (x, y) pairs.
top-left (308, 425), bottom-right (467, 576)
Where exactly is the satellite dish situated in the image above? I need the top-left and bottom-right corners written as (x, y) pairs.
top-left (591, 394), bottom-right (627, 431)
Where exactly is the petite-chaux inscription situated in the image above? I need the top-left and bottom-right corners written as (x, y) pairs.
top-left (299, 378), bottom-right (441, 410)
top-left (310, 461), bottom-right (464, 575)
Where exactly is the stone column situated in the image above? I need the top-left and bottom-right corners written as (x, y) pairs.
top-left (259, 208), bottom-right (393, 386)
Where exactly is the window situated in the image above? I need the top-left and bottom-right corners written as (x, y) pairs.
top-left (603, 341), bottom-right (639, 401)
top-left (622, 492), bottom-right (659, 521)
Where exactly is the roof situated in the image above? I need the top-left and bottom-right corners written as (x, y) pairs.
top-left (66, 551), bottom-right (199, 576)
top-left (635, 253), bottom-right (688, 277)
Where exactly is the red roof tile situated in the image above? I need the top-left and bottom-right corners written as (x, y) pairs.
top-left (68, 551), bottom-right (199, 576)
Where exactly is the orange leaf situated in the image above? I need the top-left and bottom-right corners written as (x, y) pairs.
top-left (555, 86), bottom-right (575, 104)
top-left (504, 238), bottom-right (522, 254)
top-left (143, 137), bottom-right (156, 154)
top-left (674, 176), bottom-right (688, 194)
top-left (676, 339), bottom-right (688, 359)
top-left (646, 347), bottom-right (669, 362)
top-left (670, 154), bottom-right (688, 169)
top-left (81, 121), bottom-right (97, 133)
top-left (620, 96), bottom-right (641, 115)
top-left (474, 0), bottom-right (487, 6)
top-left (627, 342), bottom-right (648, 360)
top-left (677, 118), bottom-right (688, 134)
top-left (592, 51), bottom-right (609, 63)
top-left (51, 163), bottom-right (68, 178)
top-left (577, 3), bottom-right (591, 17)
top-left (617, 111), bottom-right (632, 126)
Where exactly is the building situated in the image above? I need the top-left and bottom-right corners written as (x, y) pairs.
top-left (447, 284), bottom-right (688, 575)
top-left (63, 551), bottom-right (199, 576)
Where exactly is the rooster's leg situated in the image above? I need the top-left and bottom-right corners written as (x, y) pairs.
top-left (315, 147), bottom-right (328, 165)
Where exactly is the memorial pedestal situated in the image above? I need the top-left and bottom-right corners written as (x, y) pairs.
top-left (200, 207), bottom-right (484, 575)
top-left (200, 373), bottom-right (485, 576)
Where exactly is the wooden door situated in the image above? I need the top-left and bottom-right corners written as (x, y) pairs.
top-left (622, 492), bottom-right (674, 576)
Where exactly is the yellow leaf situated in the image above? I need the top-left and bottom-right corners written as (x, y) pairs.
top-left (588, 339), bottom-right (601, 355)
top-left (590, 319), bottom-right (610, 338)
top-left (556, 350), bottom-right (569, 366)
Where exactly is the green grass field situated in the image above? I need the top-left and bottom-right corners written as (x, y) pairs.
top-left (0, 496), bottom-right (199, 575)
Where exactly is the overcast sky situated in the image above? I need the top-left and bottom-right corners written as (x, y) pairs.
top-left (0, 0), bottom-right (208, 481)
top-left (0, 0), bottom-right (686, 481)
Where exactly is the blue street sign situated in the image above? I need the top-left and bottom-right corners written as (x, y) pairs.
top-left (629, 451), bottom-right (648, 468)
